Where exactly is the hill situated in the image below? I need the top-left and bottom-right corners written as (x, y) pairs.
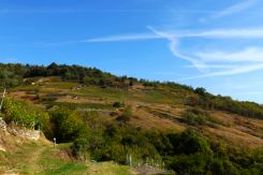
top-left (0, 63), bottom-right (263, 175)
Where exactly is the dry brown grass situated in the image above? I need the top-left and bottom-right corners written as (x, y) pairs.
top-left (204, 125), bottom-right (263, 149)
top-left (130, 107), bottom-right (185, 132)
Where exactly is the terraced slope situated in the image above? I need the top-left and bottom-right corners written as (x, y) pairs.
top-left (8, 77), bottom-right (263, 149)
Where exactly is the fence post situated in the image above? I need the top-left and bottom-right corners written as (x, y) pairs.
top-left (0, 88), bottom-right (6, 112)
top-left (129, 154), bottom-right (132, 166)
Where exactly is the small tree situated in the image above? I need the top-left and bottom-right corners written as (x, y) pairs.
top-left (116, 106), bottom-right (132, 124)
top-left (195, 87), bottom-right (207, 96)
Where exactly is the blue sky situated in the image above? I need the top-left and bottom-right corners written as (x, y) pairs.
top-left (1, 0), bottom-right (263, 103)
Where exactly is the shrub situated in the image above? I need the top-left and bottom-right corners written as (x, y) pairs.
top-left (113, 101), bottom-right (125, 108)
top-left (168, 153), bottom-right (211, 175)
top-left (72, 124), bottom-right (161, 165)
top-left (209, 159), bottom-right (239, 175)
top-left (116, 106), bottom-right (133, 124)
top-left (182, 108), bottom-right (209, 126)
top-left (167, 129), bottom-right (212, 155)
top-left (49, 108), bottom-right (86, 143)
top-left (2, 98), bottom-right (50, 133)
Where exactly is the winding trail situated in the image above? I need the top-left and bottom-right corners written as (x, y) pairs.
top-left (25, 145), bottom-right (48, 174)
top-left (2, 142), bottom-right (50, 175)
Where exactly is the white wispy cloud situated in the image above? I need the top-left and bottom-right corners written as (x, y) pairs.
top-left (199, 0), bottom-right (259, 22)
top-left (149, 27), bottom-right (263, 78)
top-left (214, 0), bottom-right (258, 18)
top-left (37, 28), bottom-right (263, 48)
top-left (200, 29), bottom-right (263, 39)
top-left (84, 33), bottom-right (162, 43)
top-left (196, 47), bottom-right (263, 63)
top-left (154, 28), bottom-right (263, 39)
top-left (86, 27), bottom-right (263, 78)
top-left (147, 27), bottom-right (207, 72)
top-left (179, 64), bottom-right (263, 80)
top-left (87, 28), bottom-right (263, 42)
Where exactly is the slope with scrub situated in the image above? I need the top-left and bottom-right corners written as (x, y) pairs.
top-left (0, 63), bottom-right (262, 174)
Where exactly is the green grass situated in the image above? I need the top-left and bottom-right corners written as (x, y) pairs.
top-left (12, 85), bottom-right (40, 92)
top-left (12, 81), bottom-right (186, 106)
top-left (38, 144), bottom-right (87, 175)
top-left (142, 89), bottom-right (174, 104)
top-left (86, 162), bottom-right (132, 175)
top-left (50, 102), bottom-right (113, 110)
top-left (43, 82), bottom-right (78, 89)
top-left (41, 163), bottom-right (86, 175)
top-left (76, 86), bottom-right (129, 100)
top-left (0, 141), bottom-right (132, 175)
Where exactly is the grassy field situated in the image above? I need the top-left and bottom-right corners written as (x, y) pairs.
top-left (0, 141), bottom-right (132, 175)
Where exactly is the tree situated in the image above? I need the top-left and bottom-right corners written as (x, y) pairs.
top-left (116, 106), bottom-right (133, 124)
top-left (195, 87), bottom-right (207, 96)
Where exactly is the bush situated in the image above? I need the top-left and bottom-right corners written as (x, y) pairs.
top-left (182, 108), bottom-right (209, 126)
top-left (168, 153), bottom-right (211, 175)
top-left (71, 123), bottom-right (263, 174)
top-left (113, 101), bottom-right (125, 108)
top-left (116, 106), bottom-right (133, 124)
top-left (209, 159), bottom-right (239, 175)
top-left (49, 108), bottom-right (86, 143)
top-left (167, 129), bottom-right (212, 155)
top-left (2, 98), bottom-right (50, 133)
top-left (72, 124), bottom-right (161, 165)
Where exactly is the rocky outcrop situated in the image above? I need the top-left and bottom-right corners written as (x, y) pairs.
top-left (0, 117), bottom-right (41, 141)
top-left (0, 118), bottom-right (7, 152)
top-left (0, 117), bottom-right (7, 131)
top-left (7, 127), bottom-right (41, 141)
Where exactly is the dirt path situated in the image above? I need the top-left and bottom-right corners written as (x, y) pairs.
top-left (26, 145), bottom-right (48, 174)
top-left (2, 143), bottom-right (50, 175)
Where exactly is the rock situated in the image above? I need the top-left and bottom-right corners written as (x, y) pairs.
top-left (0, 117), bottom-right (7, 131)
top-left (7, 127), bottom-right (41, 141)
top-left (0, 145), bottom-right (6, 152)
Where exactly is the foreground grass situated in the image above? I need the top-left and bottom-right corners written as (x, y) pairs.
top-left (86, 162), bottom-right (133, 175)
top-left (0, 141), bottom-right (132, 175)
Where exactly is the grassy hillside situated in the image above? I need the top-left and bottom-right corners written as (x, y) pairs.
top-left (0, 63), bottom-right (263, 174)
top-left (0, 129), bottom-right (132, 175)
top-left (8, 77), bottom-right (263, 148)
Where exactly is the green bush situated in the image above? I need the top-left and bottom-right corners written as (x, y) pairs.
top-left (209, 159), bottom-right (239, 175)
top-left (113, 101), bottom-right (125, 108)
top-left (0, 64), bottom-right (26, 87)
top-left (167, 129), bottom-right (212, 155)
top-left (2, 98), bottom-right (50, 133)
top-left (71, 122), bottom-right (263, 174)
top-left (182, 108), bottom-right (209, 126)
top-left (72, 124), bottom-right (161, 165)
top-left (49, 108), bottom-right (86, 143)
top-left (167, 153), bottom-right (212, 175)
top-left (116, 106), bottom-right (133, 124)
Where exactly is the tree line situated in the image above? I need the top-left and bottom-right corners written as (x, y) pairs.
top-left (1, 62), bottom-right (263, 119)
